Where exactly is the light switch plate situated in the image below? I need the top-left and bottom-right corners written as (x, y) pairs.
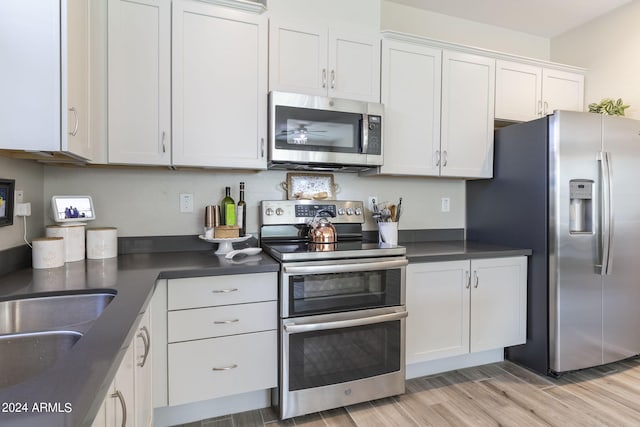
top-left (179, 193), bottom-right (194, 213)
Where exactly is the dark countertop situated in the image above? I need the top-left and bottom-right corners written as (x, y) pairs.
top-left (0, 250), bottom-right (279, 427)
top-left (404, 240), bottom-right (532, 263)
top-left (0, 237), bottom-right (528, 426)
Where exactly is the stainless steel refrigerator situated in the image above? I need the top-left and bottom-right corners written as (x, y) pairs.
top-left (467, 110), bottom-right (640, 375)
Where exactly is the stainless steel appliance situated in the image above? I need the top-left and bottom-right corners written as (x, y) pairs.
top-left (260, 200), bottom-right (407, 419)
top-left (467, 111), bottom-right (640, 375)
top-left (268, 91), bottom-right (383, 172)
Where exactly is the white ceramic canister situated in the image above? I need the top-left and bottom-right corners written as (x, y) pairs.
top-left (32, 237), bottom-right (65, 269)
top-left (86, 227), bottom-right (118, 259)
top-left (46, 224), bottom-right (86, 262)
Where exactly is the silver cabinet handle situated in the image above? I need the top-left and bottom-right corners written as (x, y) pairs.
top-left (543, 101), bottom-right (549, 115)
top-left (284, 310), bottom-right (408, 334)
top-left (473, 271), bottom-right (479, 288)
top-left (465, 270), bottom-right (470, 289)
top-left (322, 68), bottom-right (327, 88)
top-left (331, 69), bottom-right (335, 89)
top-left (214, 319), bottom-right (239, 324)
top-left (435, 150), bottom-right (441, 167)
top-left (68, 107), bottom-right (79, 136)
top-left (111, 390), bottom-right (127, 427)
top-left (137, 326), bottom-right (150, 368)
top-left (442, 150), bottom-right (448, 167)
top-left (538, 100), bottom-right (543, 116)
top-left (283, 258), bottom-right (407, 275)
top-left (161, 130), bottom-right (166, 153)
top-left (261, 137), bottom-right (265, 158)
top-left (212, 288), bottom-right (238, 293)
top-left (212, 364), bottom-right (238, 371)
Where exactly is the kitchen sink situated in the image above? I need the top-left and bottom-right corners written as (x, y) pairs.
top-left (0, 291), bottom-right (116, 335)
top-left (0, 331), bottom-right (83, 389)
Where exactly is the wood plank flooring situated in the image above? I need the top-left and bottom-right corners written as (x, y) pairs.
top-left (174, 358), bottom-right (640, 426)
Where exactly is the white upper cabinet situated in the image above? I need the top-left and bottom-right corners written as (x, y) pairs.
top-left (376, 35), bottom-right (494, 178)
top-left (269, 21), bottom-right (381, 102)
top-left (378, 40), bottom-right (441, 176)
top-left (441, 50), bottom-right (495, 179)
top-left (495, 59), bottom-right (585, 122)
top-left (0, 0), bottom-right (91, 160)
top-left (172, 0), bottom-right (267, 168)
top-left (108, 0), bottom-right (171, 165)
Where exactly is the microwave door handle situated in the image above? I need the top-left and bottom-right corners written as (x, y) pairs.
top-left (361, 115), bottom-right (369, 154)
top-left (284, 310), bottom-right (408, 334)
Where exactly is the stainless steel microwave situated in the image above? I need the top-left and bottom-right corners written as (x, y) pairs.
top-left (268, 91), bottom-right (383, 172)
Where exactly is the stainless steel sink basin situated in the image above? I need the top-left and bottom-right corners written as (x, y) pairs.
top-left (0, 331), bottom-right (83, 389)
top-left (0, 292), bottom-right (115, 335)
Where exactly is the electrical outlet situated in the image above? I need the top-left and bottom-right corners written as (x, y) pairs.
top-left (15, 190), bottom-right (23, 203)
top-left (441, 197), bottom-right (450, 213)
top-left (179, 193), bottom-right (194, 213)
top-left (368, 196), bottom-right (378, 211)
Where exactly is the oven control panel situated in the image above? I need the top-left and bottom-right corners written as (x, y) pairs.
top-left (261, 200), bottom-right (365, 225)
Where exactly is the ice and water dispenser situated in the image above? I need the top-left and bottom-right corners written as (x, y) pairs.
top-left (569, 180), bottom-right (593, 233)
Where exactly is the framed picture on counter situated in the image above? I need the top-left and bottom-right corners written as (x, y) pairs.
top-left (0, 179), bottom-right (15, 227)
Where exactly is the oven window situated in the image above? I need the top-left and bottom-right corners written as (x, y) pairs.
top-left (289, 269), bottom-right (402, 316)
top-left (274, 106), bottom-right (362, 153)
top-left (288, 321), bottom-right (401, 391)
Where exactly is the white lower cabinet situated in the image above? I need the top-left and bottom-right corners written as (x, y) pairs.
top-left (406, 257), bottom-right (527, 364)
top-left (92, 308), bottom-right (152, 427)
top-left (154, 272), bottom-right (278, 408)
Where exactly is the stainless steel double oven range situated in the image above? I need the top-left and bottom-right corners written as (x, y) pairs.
top-left (260, 199), bottom-right (408, 419)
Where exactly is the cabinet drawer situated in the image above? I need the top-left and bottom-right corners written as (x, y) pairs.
top-left (168, 301), bottom-right (277, 343)
top-left (167, 272), bottom-right (277, 310)
top-left (168, 330), bottom-right (277, 406)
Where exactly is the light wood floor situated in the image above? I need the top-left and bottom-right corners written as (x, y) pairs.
top-left (176, 357), bottom-right (640, 426)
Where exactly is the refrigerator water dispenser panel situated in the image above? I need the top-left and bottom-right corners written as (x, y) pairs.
top-left (569, 180), bottom-right (593, 233)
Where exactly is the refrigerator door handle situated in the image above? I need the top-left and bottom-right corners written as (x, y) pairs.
top-left (598, 151), bottom-right (613, 275)
top-left (605, 152), bottom-right (614, 274)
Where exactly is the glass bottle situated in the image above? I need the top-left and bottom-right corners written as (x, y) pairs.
top-left (221, 187), bottom-right (236, 226)
top-left (237, 182), bottom-right (247, 236)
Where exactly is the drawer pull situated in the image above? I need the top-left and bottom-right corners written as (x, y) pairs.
top-left (214, 319), bottom-right (239, 324)
top-left (212, 364), bottom-right (238, 371)
top-left (212, 288), bottom-right (238, 294)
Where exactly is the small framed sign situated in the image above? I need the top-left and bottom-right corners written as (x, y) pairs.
top-left (0, 179), bottom-right (15, 227)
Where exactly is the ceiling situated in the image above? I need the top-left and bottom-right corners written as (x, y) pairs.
top-left (386, 0), bottom-right (633, 37)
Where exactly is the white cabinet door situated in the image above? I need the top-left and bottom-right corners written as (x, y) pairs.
top-left (0, 0), bottom-right (90, 160)
top-left (406, 261), bottom-right (470, 364)
top-left (328, 30), bottom-right (380, 102)
top-left (542, 68), bottom-right (585, 114)
top-left (172, 1), bottom-right (267, 168)
top-left (269, 22), bottom-right (327, 96)
top-left (470, 257), bottom-right (527, 353)
top-left (108, 0), bottom-right (171, 165)
top-left (441, 51), bottom-right (495, 178)
top-left (378, 40), bottom-right (441, 176)
top-left (134, 309), bottom-right (152, 427)
top-left (64, 0), bottom-right (91, 160)
top-left (269, 22), bottom-right (380, 102)
top-left (495, 60), bottom-right (542, 122)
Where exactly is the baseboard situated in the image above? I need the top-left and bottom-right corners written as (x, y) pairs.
top-left (405, 348), bottom-right (504, 380)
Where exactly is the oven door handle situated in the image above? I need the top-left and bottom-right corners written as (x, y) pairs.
top-left (283, 310), bottom-right (408, 334)
top-left (282, 258), bottom-right (408, 275)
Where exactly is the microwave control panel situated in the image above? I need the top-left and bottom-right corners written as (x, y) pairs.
top-left (366, 115), bottom-right (382, 155)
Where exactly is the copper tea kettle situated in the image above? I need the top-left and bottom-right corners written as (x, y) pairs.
top-left (307, 210), bottom-right (337, 244)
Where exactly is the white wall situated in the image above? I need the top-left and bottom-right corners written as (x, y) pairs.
top-left (381, 1), bottom-right (551, 60)
top-left (43, 166), bottom-right (464, 237)
top-left (0, 155), bottom-right (45, 250)
top-left (551, 1), bottom-right (640, 119)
